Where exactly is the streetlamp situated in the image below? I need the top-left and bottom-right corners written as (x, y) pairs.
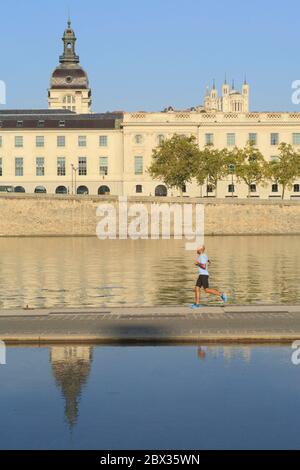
top-left (71, 164), bottom-right (78, 195)
top-left (228, 164), bottom-right (236, 198)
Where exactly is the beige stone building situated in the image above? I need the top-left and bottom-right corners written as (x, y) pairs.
top-left (0, 21), bottom-right (300, 199)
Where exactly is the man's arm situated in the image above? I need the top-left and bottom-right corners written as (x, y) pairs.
top-left (195, 260), bottom-right (207, 269)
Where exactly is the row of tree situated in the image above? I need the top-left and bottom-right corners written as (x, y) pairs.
top-left (148, 135), bottom-right (300, 199)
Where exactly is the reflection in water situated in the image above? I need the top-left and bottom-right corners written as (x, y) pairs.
top-left (0, 235), bottom-right (299, 308)
top-left (1, 344), bottom-right (299, 450)
top-left (197, 346), bottom-right (252, 363)
top-left (50, 346), bottom-right (93, 428)
top-left (49, 345), bottom-right (254, 428)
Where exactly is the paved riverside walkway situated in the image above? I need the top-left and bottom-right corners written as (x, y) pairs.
top-left (1, 305), bottom-right (300, 344)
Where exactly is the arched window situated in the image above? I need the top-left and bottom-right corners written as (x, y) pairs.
top-left (155, 185), bottom-right (168, 197)
top-left (77, 186), bottom-right (89, 195)
top-left (98, 186), bottom-right (110, 196)
top-left (56, 186), bottom-right (68, 195)
top-left (34, 186), bottom-right (47, 194)
top-left (14, 186), bottom-right (25, 193)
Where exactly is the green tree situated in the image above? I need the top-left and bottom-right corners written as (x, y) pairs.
top-left (193, 145), bottom-right (230, 197)
top-left (148, 134), bottom-right (199, 195)
top-left (269, 143), bottom-right (300, 199)
top-left (229, 143), bottom-right (269, 196)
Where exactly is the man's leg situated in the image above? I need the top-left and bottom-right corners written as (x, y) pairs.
top-left (195, 286), bottom-right (201, 305)
top-left (205, 288), bottom-right (222, 298)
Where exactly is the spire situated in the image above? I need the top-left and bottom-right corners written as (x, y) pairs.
top-left (224, 74), bottom-right (227, 85)
top-left (212, 79), bottom-right (216, 90)
top-left (59, 20), bottom-right (79, 65)
top-left (244, 75), bottom-right (247, 85)
top-left (231, 79), bottom-right (235, 90)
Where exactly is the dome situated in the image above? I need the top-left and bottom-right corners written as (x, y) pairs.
top-left (50, 65), bottom-right (89, 89)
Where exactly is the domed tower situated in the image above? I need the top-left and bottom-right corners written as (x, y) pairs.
top-left (48, 20), bottom-right (92, 114)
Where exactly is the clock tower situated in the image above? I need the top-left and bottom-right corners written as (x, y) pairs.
top-left (48, 21), bottom-right (92, 114)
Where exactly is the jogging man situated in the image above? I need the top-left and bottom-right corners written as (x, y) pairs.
top-left (192, 245), bottom-right (227, 309)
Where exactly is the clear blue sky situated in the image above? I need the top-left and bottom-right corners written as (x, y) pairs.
top-left (1, 0), bottom-right (300, 112)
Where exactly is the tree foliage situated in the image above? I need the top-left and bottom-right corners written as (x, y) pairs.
top-left (148, 134), bottom-right (199, 194)
top-left (229, 143), bottom-right (269, 195)
top-left (193, 145), bottom-right (229, 197)
top-left (268, 143), bottom-right (300, 199)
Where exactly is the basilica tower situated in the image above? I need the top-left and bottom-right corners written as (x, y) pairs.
top-left (48, 21), bottom-right (92, 114)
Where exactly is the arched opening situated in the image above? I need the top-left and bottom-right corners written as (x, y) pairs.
top-left (56, 186), bottom-right (68, 195)
top-left (77, 186), bottom-right (89, 195)
top-left (14, 186), bottom-right (25, 193)
top-left (155, 185), bottom-right (168, 197)
top-left (98, 186), bottom-right (110, 196)
top-left (34, 186), bottom-right (47, 194)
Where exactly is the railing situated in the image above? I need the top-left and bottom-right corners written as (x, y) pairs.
top-left (124, 111), bottom-right (300, 124)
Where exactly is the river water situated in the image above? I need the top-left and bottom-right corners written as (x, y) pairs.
top-left (0, 235), bottom-right (299, 309)
top-left (0, 344), bottom-right (300, 450)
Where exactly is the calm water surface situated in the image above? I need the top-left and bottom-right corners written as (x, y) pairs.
top-left (0, 235), bottom-right (299, 308)
top-left (0, 345), bottom-right (300, 450)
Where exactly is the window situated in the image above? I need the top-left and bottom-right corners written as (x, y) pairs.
top-left (57, 157), bottom-right (66, 176)
top-left (15, 136), bottom-right (23, 148)
top-left (135, 134), bottom-right (143, 145)
top-left (0, 158), bottom-right (2, 176)
top-left (78, 157), bottom-right (87, 176)
top-left (293, 133), bottom-right (300, 145)
top-left (250, 184), bottom-right (257, 193)
top-left (270, 155), bottom-right (279, 162)
top-left (249, 133), bottom-right (257, 145)
top-left (78, 136), bottom-right (87, 147)
top-left (205, 133), bottom-right (214, 145)
top-left (294, 184), bottom-right (300, 193)
top-left (157, 135), bottom-right (165, 145)
top-left (271, 133), bottom-right (279, 146)
top-left (272, 184), bottom-right (279, 193)
top-left (207, 184), bottom-right (214, 193)
top-left (63, 95), bottom-right (75, 105)
top-left (59, 120), bottom-right (66, 128)
top-left (36, 157), bottom-right (45, 176)
top-left (15, 157), bottom-right (23, 176)
top-left (17, 120), bottom-right (23, 128)
top-left (57, 136), bottom-right (66, 147)
top-left (228, 184), bottom-right (235, 193)
top-left (37, 120), bottom-right (45, 128)
top-left (182, 184), bottom-right (187, 193)
top-left (99, 157), bottom-right (108, 176)
top-left (227, 133), bottom-right (235, 147)
top-left (136, 185), bottom-right (143, 194)
top-left (36, 136), bottom-right (44, 148)
top-left (134, 156), bottom-right (143, 175)
top-left (99, 136), bottom-right (108, 147)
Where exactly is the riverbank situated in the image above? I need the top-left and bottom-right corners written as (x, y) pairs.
top-left (0, 194), bottom-right (300, 236)
top-left (1, 305), bottom-right (300, 344)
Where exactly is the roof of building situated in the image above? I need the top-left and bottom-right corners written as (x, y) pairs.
top-left (0, 110), bottom-right (123, 129)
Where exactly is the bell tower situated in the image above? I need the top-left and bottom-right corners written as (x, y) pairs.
top-left (48, 20), bottom-right (92, 114)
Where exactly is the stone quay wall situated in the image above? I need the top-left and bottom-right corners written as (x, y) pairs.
top-left (0, 194), bottom-right (299, 237)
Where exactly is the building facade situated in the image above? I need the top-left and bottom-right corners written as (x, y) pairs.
top-left (0, 21), bottom-right (300, 199)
